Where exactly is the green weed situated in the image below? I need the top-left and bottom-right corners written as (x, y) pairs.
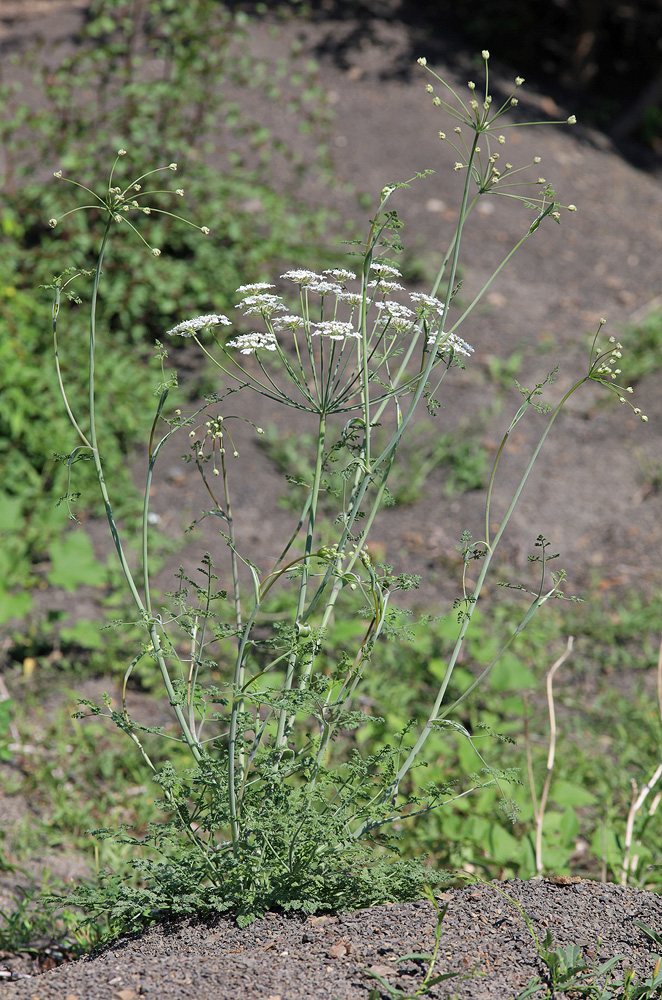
top-left (29, 49), bottom-right (652, 940)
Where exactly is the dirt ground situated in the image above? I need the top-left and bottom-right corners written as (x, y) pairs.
top-left (1, 1), bottom-right (662, 996)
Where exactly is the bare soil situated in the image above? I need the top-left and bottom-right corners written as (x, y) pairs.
top-left (2, 1), bottom-right (662, 997)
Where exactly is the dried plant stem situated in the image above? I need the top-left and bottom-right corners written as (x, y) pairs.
top-left (528, 635), bottom-right (574, 875)
top-left (621, 633), bottom-right (662, 885)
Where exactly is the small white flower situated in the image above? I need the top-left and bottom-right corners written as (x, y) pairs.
top-left (410, 291), bottom-right (445, 316)
top-left (237, 294), bottom-right (285, 317)
top-left (515, 76), bottom-right (525, 86)
top-left (236, 282), bottom-right (274, 293)
top-left (427, 331), bottom-right (474, 358)
top-left (151, 247), bottom-right (161, 256)
top-left (376, 300), bottom-right (415, 331)
top-left (280, 269), bottom-right (322, 285)
top-left (367, 279), bottom-right (405, 293)
top-left (482, 50), bottom-right (490, 60)
top-left (336, 290), bottom-right (364, 306)
top-left (201, 226), bottom-right (210, 235)
top-left (376, 301), bottom-right (415, 320)
top-left (323, 268), bottom-right (357, 282)
top-left (370, 263), bottom-right (402, 278)
top-left (48, 218), bottom-right (58, 228)
top-left (274, 314), bottom-right (306, 331)
top-left (567, 115), bottom-right (577, 124)
top-left (417, 57), bottom-right (427, 67)
top-left (312, 321), bottom-right (359, 341)
top-left (167, 313), bottom-right (232, 337)
top-left (306, 278), bottom-right (342, 295)
top-left (226, 332), bottom-right (278, 354)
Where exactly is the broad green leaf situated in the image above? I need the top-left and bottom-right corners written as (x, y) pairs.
top-left (47, 530), bottom-right (107, 591)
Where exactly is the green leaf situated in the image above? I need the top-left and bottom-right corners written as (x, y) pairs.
top-left (60, 619), bottom-right (106, 651)
top-left (549, 779), bottom-right (596, 807)
top-left (46, 530), bottom-right (107, 591)
top-left (489, 653), bottom-right (535, 692)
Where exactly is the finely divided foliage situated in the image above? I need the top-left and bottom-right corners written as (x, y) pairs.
top-left (45, 53), bottom-right (645, 930)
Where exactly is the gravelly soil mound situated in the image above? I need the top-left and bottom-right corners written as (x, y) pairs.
top-left (3, 880), bottom-right (662, 999)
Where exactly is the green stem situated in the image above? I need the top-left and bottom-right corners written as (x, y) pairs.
top-left (274, 411), bottom-right (327, 747)
top-left (81, 225), bottom-right (203, 766)
top-left (352, 375), bottom-right (590, 838)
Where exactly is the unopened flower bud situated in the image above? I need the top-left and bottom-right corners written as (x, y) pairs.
top-left (417, 57), bottom-right (427, 66)
top-left (152, 247), bottom-right (161, 256)
top-left (567, 204), bottom-right (577, 212)
top-left (201, 226), bottom-right (210, 235)
top-left (482, 49), bottom-right (490, 59)
top-left (48, 218), bottom-right (57, 228)
top-left (168, 162), bottom-right (177, 171)
top-left (567, 115), bottom-right (577, 124)
top-left (117, 148), bottom-right (127, 156)
top-left (515, 76), bottom-right (525, 86)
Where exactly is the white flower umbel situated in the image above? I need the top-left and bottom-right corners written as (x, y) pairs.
top-left (368, 279), bottom-right (405, 293)
top-left (167, 313), bottom-right (231, 337)
top-left (280, 269), bottom-right (323, 285)
top-left (306, 278), bottom-right (343, 296)
top-left (312, 320), bottom-right (359, 341)
top-left (375, 300), bottom-right (416, 331)
top-left (370, 262), bottom-right (402, 277)
top-left (236, 293), bottom-right (286, 317)
top-left (273, 314), bottom-right (306, 332)
top-left (336, 290), bottom-right (364, 306)
top-left (428, 331), bottom-right (474, 358)
top-left (323, 268), bottom-right (357, 281)
top-left (410, 291), bottom-right (446, 317)
top-left (235, 282), bottom-right (275, 294)
top-left (226, 332), bottom-right (278, 355)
